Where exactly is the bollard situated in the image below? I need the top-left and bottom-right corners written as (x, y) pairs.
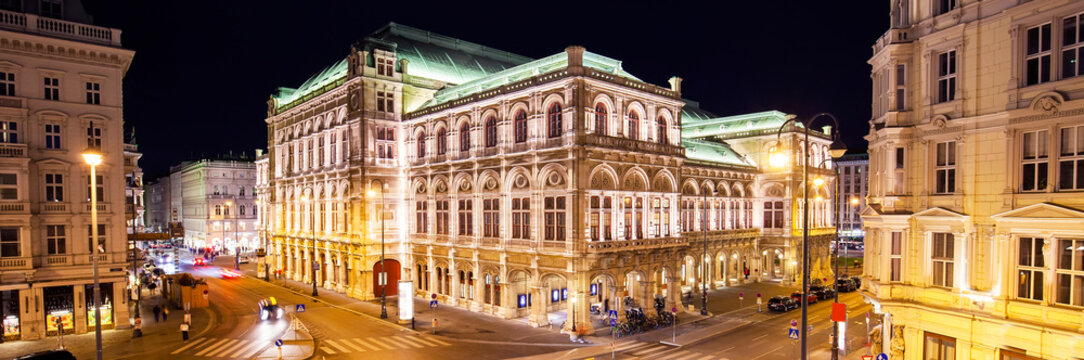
top-left (432, 318), bottom-right (438, 334)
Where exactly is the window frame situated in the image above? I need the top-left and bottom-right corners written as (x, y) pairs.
top-left (485, 117), bottom-right (497, 148)
top-left (44, 173), bottom-right (63, 202)
top-left (1056, 238), bottom-right (1084, 307)
top-left (931, 232), bottom-right (955, 288)
top-left (46, 224), bottom-right (65, 255)
top-left (890, 231), bottom-right (903, 282)
top-left (593, 103), bottom-right (607, 135)
top-left (1021, 130), bottom-right (1049, 192)
top-left (43, 76), bottom-right (58, 101)
top-left (0, 71), bottom-right (14, 96)
top-left (547, 104), bottom-right (562, 138)
top-left (514, 110), bottom-right (528, 143)
top-left (1057, 125), bottom-right (1084, 191)
top-left (1025, 23), bottom-right (1053, 86)
top-left (923, 332), bottom-right (957, 360)
top-left (0, 121), bottom-right (16, 144)
top-left (85, 81), bottom-right (101, 105)
top-left (0, 227), bottom-right (17, 257)
top-left (934, 141), bottom-right (956, 194)
top-left (1016, 236), bottom-right (1045, 302)
top-left (936, 50), bottom-right (957, 103)
top-left (44, 123), bottom-right (61, 149)
top-left (511, 197), bottom-right (530, 240)
top-left (459, 123), bottom-right (470, 154)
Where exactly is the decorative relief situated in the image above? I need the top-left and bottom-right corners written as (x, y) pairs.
top-left (547, 172), bottom-right (564, 187)
top-left (459, 180), bottom-right (472, 192)
top-left (484, 178), bottom-right (498, 191)
top-left (416, 183), bottom-right (427, 194)
top-left (435, 181), bottom-right (448, 193)
top-left (513, 175), bottom-right (529, 189)
top-left (1034, 95), bottom-right (1060, 115)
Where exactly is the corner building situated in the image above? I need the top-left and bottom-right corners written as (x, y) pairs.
top-left (263, 23), bottom-right (838, 333)
top-left (862, 0), bottom-right (1084, 358)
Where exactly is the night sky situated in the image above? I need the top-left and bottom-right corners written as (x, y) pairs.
top-left (82, 1), bottom-right (887, 179)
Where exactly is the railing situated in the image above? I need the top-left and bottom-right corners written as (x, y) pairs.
top-left (479, 237), bottom-right (499, 248)
top-left (0, 96), bottom-right (22, 108)
top-left (586, 236), bottom-right (687, 253)
top-left (41, 202), bottom-right (67, 212)
top-left (507, 239), bottom-right (533, 250)
top-left (0, 202), bottom-right (27, 214)
top-left (0, 10), bottom-right (121, 46)
top-left (0, 256), bottom-right (29, 269)
top-left (84, 203), bottom-right (109, 212)
top-left (454, 236), bottom-right (474, 246)
top-left (872, 28), bottom-right (911, 54)
top-left (0, 143), bottom-right (26, 157)
top-left (540, 241), bottom-right (567, 252)
top-left (45, 255), bottom-right (71, 266)
top-left (584, 134), bottom-right (685, 157)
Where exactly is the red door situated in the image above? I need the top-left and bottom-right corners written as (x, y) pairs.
top-left (373, 259), bottom-right (401, 297)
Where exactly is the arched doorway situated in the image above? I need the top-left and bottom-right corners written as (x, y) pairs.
top-left (373, 259), bottom-right (401, 297)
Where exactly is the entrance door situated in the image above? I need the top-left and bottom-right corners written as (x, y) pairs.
top-left (373, 259), bottom-right (401, 297)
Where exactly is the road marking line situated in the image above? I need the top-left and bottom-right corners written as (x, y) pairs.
top-left (320, 346), bottom-right (337, 355)
top-left (719, 346), bottom-right (735, 353)
top-left (423, 336), bottom-right (452, 346)
top-left (370, 337), bottom-right (398, 350)
top-left (750, 346), bottom-right (783, 360)
top-left (232, 340), bottom-right (266, 358)
top-left (614, 341), bottom-right (647, 352)
top-left (170, 337), bottom-right (209, 354)
top-left (380, 336), bottom-right (411, 349)
top-left (751, 334), bottom-right (768, 341)
top-left (335, 338), bottom-right (368, 352)
top-left (193, 338), bottom-right (231, 356)
top-left (350, 338), bottom-right (384, 351)
top-left (631, 345), bottom-right (669, 356)
top-left (406, 336), bottom-right (439, 347)
top-left (674, 353), bottom-right (708, 360)
top-left (324, 339), bottom-right (352, 353)
top-left (656, 351), bottom-right (693, 360)
top-left (206, 339), bottom-right (241, 357)
top-left (397, 336), bottom-right (431, 348)
top-left (697, 356), bottom-right (716, 360)
top-left (387, 336), bottom-right (424, 349)
top-left (213, 339), bottom-right (247, 357)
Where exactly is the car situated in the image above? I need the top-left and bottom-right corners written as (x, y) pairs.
top-left (13, 349), bottom-right (76, 360)
top-left (790, 291), bottom-right (818, 305)
top-left (767, 295), bottom-right (798, 312)
top-left (835, 278), bottom-right (857, 292)
top-left (850, 276), bottom-right (862, 289)
top-left (239, 256), bottom-right (252, 264)
top-left (193, 258), bottom-right (206, 266)
top-left (809, 285), bottom-right (836, 300)
top-left (258, 297), bottom-right (284, 320)
top-left (220, 268), bottom-right (242, 279)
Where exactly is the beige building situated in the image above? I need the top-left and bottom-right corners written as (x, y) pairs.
top-left (123, 134), bottom-right (143, 233)
top-left (861, 0), bottom-right (1084, 358)
top-left (169, 158), bottom-right (258, 253)
top-left (0, 0), bottom-right (134, 341)
top-left (263, 22), bottom-right (839, 333)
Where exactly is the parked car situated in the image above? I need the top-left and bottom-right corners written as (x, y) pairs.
top-left (836, 278), bottom-right (857, 292)
top-left (258, 297), bottom-right (283, 320)
top-left (790, 291), bottom-right (818, 305)
top-left (809, 285), bottom-right (836, 300)
top-left (768, 295), bottom-right (798, 312)
top-left (14, 349), bottom-right (76, 360)
top-left (850, 276), bottom-right (862, 289)
top-left (239, 256), bottom-right (252, 264)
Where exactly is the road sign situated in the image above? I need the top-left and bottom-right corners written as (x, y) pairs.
top-left (275, 339), bottom-right (283, 347)
top-left (831, 303), bottom-right (847, 322)
top-left (296, 304), bottom-right (306, 313)
top-left (862, 356), bottom-right (873, 360)
top-left (431, 294), bottom-right (437, 300)
top-left (608, 310), bottom-right (617, 319)
top-left (610, 318), bottom-right (617, 326)
top-left (790, 319), bottom-right (798, 328)
top-left (671, 307), bottom-right (677, 314)
top-left (788, 328), bottom-right (799, 340)
top-left (876, 354), bottom-right (888, 360)
top-left (739, 292), bottom-right (744, 298)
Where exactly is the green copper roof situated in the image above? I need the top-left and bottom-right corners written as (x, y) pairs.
top-left (681, 110), bottom-right (799, 139)
top-left (273, 59), bottom-right (349, 112)
top-left (420, 50), bottom-right (643, 109)
top-left (364, 22), bottom-right (533, 85)
top-left (681, 99), bottom-right (718, 123)
top-left (682, 139), bottom-right (756, 167)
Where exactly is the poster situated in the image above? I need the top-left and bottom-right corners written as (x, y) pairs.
top-left (2, 315), bottom-right (18, 337)
top-left (398, 281), bottom-right (413, 321)
top-left (87, 305), bottom-right (114, 328)
top-left (46, 311), bottom-right (73, 333)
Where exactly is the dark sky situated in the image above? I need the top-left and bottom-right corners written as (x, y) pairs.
top-left (82, 1), bottom-right (887, 179)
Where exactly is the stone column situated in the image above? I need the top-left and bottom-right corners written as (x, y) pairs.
top-left (448, 262), bottom-right (459, 307)
top-left (614, 285), bottom-right (626, 322)
top-left (528, 285), bottom-right (548, 327)
top-left (500, 280), bottom-right (515, 319)
top-left (74, 286), bottom-right (86, 334)
top-left (472, 273), bottom-right (484, 312)
top-left (667, 276), bottom-right (685, 312)
top-left (640, 280), bottom-right (655, 310)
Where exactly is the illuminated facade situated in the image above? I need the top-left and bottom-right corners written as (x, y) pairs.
top-left (861, 0), bottom-right (1084, 358)
top-left (836, 153), bottom-right (867, 240)
top-left (0, 0), bottom-right (134, 341)
top-left (264, 23), bottom-right (837, 332)
top-left (168, 158), bottom-right (258, 253)
top-left (123, 134), bottom-right (144, 233)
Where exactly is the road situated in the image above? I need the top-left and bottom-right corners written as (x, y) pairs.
top-left (603, 291), bottom-right (873, 360)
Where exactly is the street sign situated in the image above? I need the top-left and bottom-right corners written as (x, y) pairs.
top-left (431, 294), bottom-right (437, 300)
top-left (610, 318), bottom-right (617, 326)
top-left (862, 356), bottom-right (873, 360)
top-left (790, 319), bottom-right (798, 328)
top-left (671, 307), bottom-right (677, 314)
top-left (788, 328), bottom-right (799, 340)
top-left (876, 354), bottom-right (888, 360)
top-left (608, 310), bottom-right (617, 319)
top-left (296, 304), bottom-right (306, 313)
top-left (275, 339), bottom-right (283, 347)
top-left (739, 292), bottom-right (744, 299)
top-left (831, 303), bottom-right (847, 322)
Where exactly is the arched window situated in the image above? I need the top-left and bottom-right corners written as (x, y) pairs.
top-left (628, 111), bottom-right (639, 140)
top-left (657, 117), bottom-right (668, 144)
top-left (594, 103), bottom-right (607, 135)
top-left (547, 103), bottom-right (562, 138)
top-left (437, 128), bottom-right (447, 155)
top-left (459, 123), bottom-right (470, 153)
top-left (485, 117), bottom-right (497, 147)
top-left (416, 131), bottom-right (426, 157)
top-left (514, 110), bottom-right (528, 143)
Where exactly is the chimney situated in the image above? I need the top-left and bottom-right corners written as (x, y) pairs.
top-left (822, 125), bottom-right (832, 136)
top-left (668, 76), bottom-right (683, 94)
top-left (255, 149), bottom-right (264, 157)
top-left (565, 46), bottom-right (585, 69)
top-left (399, 58), bottom-right (409, 76)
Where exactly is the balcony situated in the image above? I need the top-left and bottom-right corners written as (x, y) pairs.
top-left (872, 28), bottom-right (912, 54)
top-left (586, 236), bottom-right (686, 253)
top-left (44, 254), bottom-right (71, 267)
top-left (0, 143), bottom-right (26, 157)
top-left (41, 202), bottom-right (67, 213)
top-left (0, 202), bottom-right (27, 214)
top-left (0, 10), bottom-right (121, 47)
top-left (584, 135), bottom-right (685, 157)
top-left (0, 256), bottom-right (30, 270)
top-left (84, 203), bottom-right (110, 213)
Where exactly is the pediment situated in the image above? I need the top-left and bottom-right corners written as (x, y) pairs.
top-left (859, 205), bottom-right (882, 217)
top-left (991, 202), bottom-right (1084, 220)
top-left (912, 207), bottom-right (968, 219)
top-left (34, 158), bottom-right (72, 167)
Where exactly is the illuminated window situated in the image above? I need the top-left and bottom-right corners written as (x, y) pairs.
top-left (457, 199), bottom-right (473, 236)
top-left (547, 104), bottom-right (562, 138)
top-left (43, 76), bottom-right (58, 100)
top-left (935, 141), bottom-right (956, 194)
top-left (923, 332), bottom-right (956, 360)
top-left (483, 199), bottom-right (499, 237)
top-left (1025, 23), bottom-right (1052, 86)
top-left (890, 231), bottom-right (902, 282)
top-left (1058, 125), bottom-right (1084, 190)
top-left (511, 197), bottom-right (529, 239)
top-left (1021, 130), bottom-right (1048, 191)
top-left (627, 111), bottom-right (639, 140)
top-left (215, 205), bottom-right (221, 215)
top-left (593, 103), bottom-right (607, 135)
top-left (937, 50), bottom-right (956, 103)
top-left (1017, 237), bottom-right (1044, 301)
top-left (931, 232), bottom-right (954, 288)
top-left (514, 110), bottom-right (528, 143)
top-left (1056, 238), bottom-right (1084, 307)
top-left (459, 123), bottom-right (470, 153)
top-left (544, 196), bottom-right (565, 241)
top-left (1065, 14), bottom-right (1084, 79)
top-left (485, 117), bottom-right (497, 148)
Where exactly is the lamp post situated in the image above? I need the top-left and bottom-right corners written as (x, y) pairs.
top-left (769, 113), bottom-right (846, 360)
top-left (700, 191), bottom-right (708, 316)
top-left (570, 295), bottom-right (577, 333)
top-left (82, 150), bottom-right (104, 360)
top-left (302, 194), bottom-right (317, 296)
top-left (368, 183), bottom-right (389, 319)
top-left (226, 200), bottom-right (239, 271)
top-left (129, 177), bottom-right (142, 338)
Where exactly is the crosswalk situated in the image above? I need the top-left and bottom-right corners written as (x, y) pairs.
top-left (169, 337), bottom-right (272, 358)
top-left (319, 335), bottom-right (452, 355)
top-left (612, 341), bottom-right (721, 360)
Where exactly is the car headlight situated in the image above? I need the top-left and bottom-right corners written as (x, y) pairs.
top-left (276, 308), bottom-right (283, 319)
top-left (260, 310), bottom-right (268, 320)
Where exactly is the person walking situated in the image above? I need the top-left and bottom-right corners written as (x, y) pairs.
top-left (153, 305), bottom-right (161, 322)
top-left (162, 306), bottom-right (169, 321)
top-left (180, 322), bottom-right (189, 341)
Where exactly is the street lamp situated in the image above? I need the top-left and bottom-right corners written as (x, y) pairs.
top-left (82, 149), bottom-right (104, 360)
top-left (570, 295), bottom-right (577, 333)
top-left (226, 200), bottom-right (239, 270)
top-left (368, 183), bottom-right (389, 319)
top-left (700, 191), bottom-right (708, 316)
top-left (769, 113), bottom-right (845, 360)
top-left (301, 194), bottom-right (317, 297)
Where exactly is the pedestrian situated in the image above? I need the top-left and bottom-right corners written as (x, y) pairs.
top-left (744, 268), bottom-right (750, 280)
top-left (183, 312), bottom-right (191, 325)
top-left (162, 306), bottom-right (169, 321)
top-left (153, 305), bottom-right (161, 322)
top-left (180, 322), bottom-right (189, 341)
